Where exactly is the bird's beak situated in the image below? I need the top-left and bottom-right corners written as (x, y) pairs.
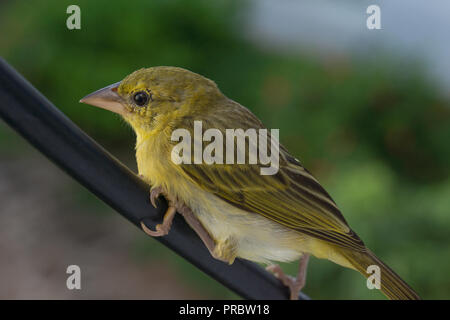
top-left (79, 82), bottom-right (126, 115)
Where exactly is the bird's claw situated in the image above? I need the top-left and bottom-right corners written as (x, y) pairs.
top-left (140, 221), bottom-right (169, 237)
top-left (140, 206), bottom-right (177, 238)
top-left (150, 186), bottom-right (165, 208)
top-left (266, 254), bottom-right (310, 300)
top-left (266, 264), bottom-right (298, 300)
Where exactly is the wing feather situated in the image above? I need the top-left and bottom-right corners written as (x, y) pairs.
top-left (172, 101), bottom-right (365, 251)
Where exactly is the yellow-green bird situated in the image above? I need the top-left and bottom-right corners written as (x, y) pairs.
top-left (80, 66), bottom-right (420, 300)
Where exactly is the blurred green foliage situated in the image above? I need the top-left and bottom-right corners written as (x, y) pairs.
top-left (1, 0), bottom-right (449, 299)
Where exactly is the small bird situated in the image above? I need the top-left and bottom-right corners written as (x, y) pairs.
top-left (80, 66), bottom-right (420, 300)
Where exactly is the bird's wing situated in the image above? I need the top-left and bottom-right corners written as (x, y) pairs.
top-left (171, 103), bottom-right (365, 251)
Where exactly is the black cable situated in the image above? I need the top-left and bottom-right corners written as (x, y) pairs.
top-left (0, 58), bottom-right (309, 300)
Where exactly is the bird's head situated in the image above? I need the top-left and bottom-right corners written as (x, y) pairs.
top-left (80, 66), bottom-right (223, 134)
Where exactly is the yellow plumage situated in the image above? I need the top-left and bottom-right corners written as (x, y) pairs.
top-left (81, 66), bottom-right (420, 300)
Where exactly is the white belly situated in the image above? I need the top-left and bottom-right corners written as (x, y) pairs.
top-left (182, 184), bottom-right (307, 265)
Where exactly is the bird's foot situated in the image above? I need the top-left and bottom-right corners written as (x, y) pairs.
top-left (266, 254), bottom-right (310, 300)
top-left (141, 206), bottom-right (176, 237)
top-left (141, 186), bottom-right (177, 237)
top-left (266, 265), bottom-right (300, 300)
top-left (150, 185), bottom-right (173, 208)
top-left (142, 189), bottom-right (236, 266)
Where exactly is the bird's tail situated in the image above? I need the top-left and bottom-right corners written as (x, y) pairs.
top-left (339, 249), bottom-right (420, 300)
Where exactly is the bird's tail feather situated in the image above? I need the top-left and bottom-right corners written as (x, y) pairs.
top-left (339, 249), bottom-right (420, 300)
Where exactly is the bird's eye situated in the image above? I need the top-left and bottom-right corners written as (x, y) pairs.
top-left (133, 91), bottom-right (149, 106)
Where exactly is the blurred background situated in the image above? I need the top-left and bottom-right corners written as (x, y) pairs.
top-left (0, 0), bottom-right (449, 299)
